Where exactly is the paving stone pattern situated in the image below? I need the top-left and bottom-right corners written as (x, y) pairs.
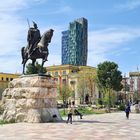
top-left (0, 112), bottom-right (140, 140)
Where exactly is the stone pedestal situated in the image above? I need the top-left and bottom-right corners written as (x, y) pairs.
top-left (1, 75), bottom-right (62, 123)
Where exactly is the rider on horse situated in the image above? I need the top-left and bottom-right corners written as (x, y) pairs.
top-left (27, 21), bottom-right (41, 57)
top-left (21, 20), bottom-right (54, 74)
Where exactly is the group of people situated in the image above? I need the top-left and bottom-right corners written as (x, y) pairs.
top-left (66, 102), bottom-right (132, 124)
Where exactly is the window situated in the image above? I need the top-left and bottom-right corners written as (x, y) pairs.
top-left (48, 72), bottom-right (51, 75)
top-left (54, 78), bottom-right (58, 81)
top-left (62, 71), bottom-right (66, 75)
top-left (1, 77), bottom-right (4, 81)
top-left (6, 78), bottom-right (9, 81)
top-left (55, 71), bottom-right (58, 76)
top-left (62, 79), bottom-right (66, 84)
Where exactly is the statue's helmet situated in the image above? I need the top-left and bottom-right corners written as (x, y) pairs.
top-left (33, 21), bottom-right (38, 29)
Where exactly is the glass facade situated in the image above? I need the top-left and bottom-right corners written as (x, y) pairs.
top-left (62, 30), bottom-right (69, 65)
top-left (62, 17), bottom-right (88, 66)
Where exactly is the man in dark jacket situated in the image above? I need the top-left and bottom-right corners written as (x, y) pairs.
top-left (125, 104), bottom-right (131, 119)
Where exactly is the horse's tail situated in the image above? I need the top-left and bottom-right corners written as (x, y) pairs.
top-left (21, 47), bottom-right (25, 64)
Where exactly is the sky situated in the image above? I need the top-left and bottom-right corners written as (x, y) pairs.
top-left (0, 0), bottom-right (140, 76)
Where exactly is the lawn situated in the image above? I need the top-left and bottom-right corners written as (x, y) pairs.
top-left (59, 107), bottom-right (106, 117)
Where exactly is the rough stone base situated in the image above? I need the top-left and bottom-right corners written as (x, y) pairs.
top-left (1, 75), bottom-right (62, 123)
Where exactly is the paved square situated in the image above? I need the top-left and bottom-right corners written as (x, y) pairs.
top-left (0, 112), bottom-right (140, 140)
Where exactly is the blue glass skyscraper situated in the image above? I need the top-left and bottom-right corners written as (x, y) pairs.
top-left (62, 30), bottom-right (69, 65)
top-left (62, 17), bottom-right (88, 66)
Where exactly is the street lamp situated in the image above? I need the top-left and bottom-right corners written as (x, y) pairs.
top-left (59, 74), bottom-right (64, 111)
top-left (124, 73), bottom-right (128, 104)
top-left (70, 81), bottom-right (76, 106)
top-left (106, 71), bottom-right (111, 113)
top-left (137, 67), bottom-right (140, 102)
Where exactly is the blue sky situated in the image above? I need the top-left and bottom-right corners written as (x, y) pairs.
top-left (0, 0), bottom-right (140, 75)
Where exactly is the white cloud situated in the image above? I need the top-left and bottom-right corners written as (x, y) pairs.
top-left (87, 27), bottom-right (140, 67)
top-left (1, 0), bottom-right (140, 74)
top-left (0, 56), bottom-right (22, 73)
top-left (49, 6), bottom-right (72, 14)
top-left (0, 0), bottom-right (28, 12)
top-left (116, 0), bottom-right (140, 11)
top-left (0, 0), bottom-right (57, 73)
top-left (34, 0), bottom-right (48, 3)
top-left (0, 0), bottom-right (30, 73)
top-left (47, 54), bottom-right (61, 66)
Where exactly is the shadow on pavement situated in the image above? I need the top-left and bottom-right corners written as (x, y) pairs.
top-left (57, 119), bottom-right (115, 124)
top-left (73, 120), bottom-right (115, 124)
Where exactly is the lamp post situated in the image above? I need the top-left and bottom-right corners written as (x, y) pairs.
top-left (70, 81), bottom-right (76, 106)
top-left (137, 67), bottom-right (140, 102)
top-left (107, 72), bottom-right (111, 113)
top-left (59, 74), bottom-right (65, 114)
top-left (124, 73), bottom-right (127, 104)
top-left (130, 76), bottom-right (134, 103)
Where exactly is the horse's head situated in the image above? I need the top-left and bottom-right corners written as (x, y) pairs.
top-left (39, 29), bottom-right (54, 48)
top-left (45, 29), bottom-right (54, 43)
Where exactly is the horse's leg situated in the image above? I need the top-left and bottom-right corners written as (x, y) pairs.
top-left (40, 59), bottom-right (45, 74)
top-left (21, 47), bottom-right (25, 64)
top-left (23, 62), bottom-right (25, 74)
top-left (31, 59), bottom-right (36, 74)
top-left (45, 48), bottom-right (49, 61)
top-left (23, 59), bottom-right (27, 74)
top-left (32, 59), bottom-right (36, 67)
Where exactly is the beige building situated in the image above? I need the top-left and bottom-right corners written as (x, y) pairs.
top-left (0, 73), bottom-right (20, 99)
top-left (46, 65), bottom-right (98, 105)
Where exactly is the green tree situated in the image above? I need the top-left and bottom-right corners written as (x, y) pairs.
top-left (57, 84), bottom-right (72, 114)
top-left (77, 69), bottom-right (97, 104)
top-left (97, 61), bottom-right (123, 112)
top-left (57, 84), bottom-right (72, 104)
top-left (26, 62), bottom-right (47, 74)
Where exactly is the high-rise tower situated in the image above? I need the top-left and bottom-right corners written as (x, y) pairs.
top-left (61, 30), bottom-right (69, 65)
top-left (62, 17), bottom-right (88, 66)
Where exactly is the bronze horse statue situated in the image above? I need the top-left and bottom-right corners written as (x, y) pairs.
top-left (21, 29), bottom-right (54, 74)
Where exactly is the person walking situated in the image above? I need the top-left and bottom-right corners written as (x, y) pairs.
top-left (125, 103), bottom-right (131, 119)
top-left (66, 107), bottom-right (74, 124)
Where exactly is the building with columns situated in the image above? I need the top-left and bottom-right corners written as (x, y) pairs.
top-left (46, 65), bottom-right (98, 105)
top-left (129, 72), bottom-right (140, 102)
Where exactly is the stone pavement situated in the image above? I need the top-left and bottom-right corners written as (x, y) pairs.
top-left (0, 112), bottom-right (140, 140)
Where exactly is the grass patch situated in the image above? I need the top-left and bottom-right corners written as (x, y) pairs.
top-left (77, 107), bottom-right (105, 115)
top-left (0, 119), bottom-right (15, 125)
top-left (59, 107), bottom-right (105, 117)
top-left (59, 109), bottom-right (68, 117)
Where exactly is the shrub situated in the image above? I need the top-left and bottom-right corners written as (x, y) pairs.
top-left (118, 104), bottom-right (125, 111)
top-left (0, 119), bottom-right (15, 125)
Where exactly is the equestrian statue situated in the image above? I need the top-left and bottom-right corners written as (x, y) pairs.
top-left (21, 21), bottom-right (54, 74)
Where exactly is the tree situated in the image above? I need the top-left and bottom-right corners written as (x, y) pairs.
top-left (57, 84), bottom-right (73, 106)
top-left (26, 62), bottom-right (47, 74)
top-left (77, 69), bottom-right (97, 104)
top-left (57, 84), bottom-right (72, 114)
top-left (97, 61), bottom-right (123, 112)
